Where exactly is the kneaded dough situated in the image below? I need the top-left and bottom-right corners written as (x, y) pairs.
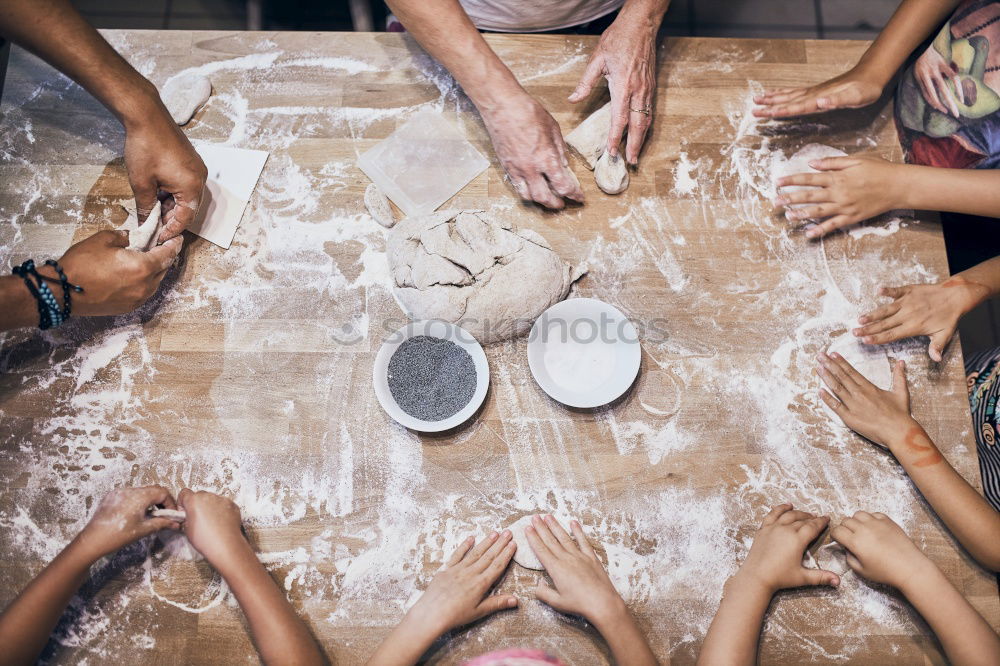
top-left (508, 515), bottom-right (545, 570)
top-left (151, 508), bottom-right (186, 522)
top-left (364, 183), bottom-right (396, 228)
top-left (774, 144), bottom-right (848, 223)
top-left (565, 101), bottom-right (611, 170)
top-left (156, 529), bottom-right (203, 561)
top-left (387, 210), bottom-right (586, 343)
top-left (121, 201), bottom-right (164, 251)
top-left (160, 73), bottom-right (212, 125)
top-left (821, 332), bottom-right (892, 425)
top-left (594, 151), bottom-right (628, 194)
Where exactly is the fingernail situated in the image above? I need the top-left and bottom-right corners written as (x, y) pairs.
top-left (490, 531), bottom-right (498, 540)
top-left (508, 597), bottom-right (518, 607)
top-left (501, 529), bottom-right (511, 538)
top-left (862, 337), bottom-right (872, 344)
top-left (805, 229), bottom-right (817, 238)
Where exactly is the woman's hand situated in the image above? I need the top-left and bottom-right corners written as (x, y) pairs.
top-left (774, 156), bottom-right (905, 238)
top-left (913, 46), bottom-right (962, 118)
top-left (754, 69), bottom-right (883, 119)
top-left (831, 511), bottom-right (931, 589)
top-left (816, 352), bottom-right (917, 448)
top-left (568, 10), bottom-right (659, 164)
top-left (74, 486), bottom-right (181, 561)
top-left (735, 504), bottom-right (839, 594)
top-left (853, 277), bottom-right (986, 360)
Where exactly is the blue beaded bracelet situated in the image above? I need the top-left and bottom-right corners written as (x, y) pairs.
top-left (12, 259), bottom-right (83, 330)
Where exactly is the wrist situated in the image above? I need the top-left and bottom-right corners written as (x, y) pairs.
top-left (116, 81), bottom-right (173, 132)
top-left (728, 568), bottom-right (779, 598)
top-left (200, 533), bottom-right (255, 575)
top-left (894, 551), bottom-right (938, 597)
top-left (942, 275), bottom-right (989, 315)
top-left (615, 0), bottom-right (668, 30)
top-left (588, 595), bottom-right (632, 632)
top-left (0, 275), bottom-right (40, 329)
top-left (64, 531), bottom-right (110, 567)
top-left (883, 417), bottom-right (923, 453)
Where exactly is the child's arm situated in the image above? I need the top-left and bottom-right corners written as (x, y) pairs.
top-left (526, 515), bottom-right (658, 666)
top-left (852, 256), bottom-right (1000, 360)
top-left (818, 353), bottom-right (1000, 570)
top-left (697, 505), bottom-right (838, 666)
top-left (0, 486), bottom-right (182, 664)
top-left (178, 490), bottom-right (324, 666)
top-left (754, 0), bottom-right (962, 118)
top-left (367, 531), bottom-right (517, 665)
top-left (832, 511), bottom-right (1000, 666)
top-left (775, 157), bottom-right (1000, 239)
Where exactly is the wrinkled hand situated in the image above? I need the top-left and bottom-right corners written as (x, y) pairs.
top-left (49, 230), bottom-right (182, 316)
top-left (483, 93), bottom-right (584, 209)
top-left (177, 489), bottom-right (247, 568)
top-left (526, 515), bottom-right (626, 626)
top-left (754, 69), bottom-right (883, 118)
top-left (831, 511), bottom-right (930, 589)
top-left (774, 155), bottom-right (903, 238)
top-left (853, 278), bottom-right (985, 360)
top-left (568, 13), bottom-right (657, 164)
top-left (817, 352), bottom-right (915, 448)
top-left (736, 504), bottom-right (839, 594)
top-left (914, 46), bottom-right (962, 118)
top-left (124, 115), bottom-right (207, 243)
top-left (75, 486), bottom-right (180, 560)
top-left (408, 531), bottom-right (517, 635)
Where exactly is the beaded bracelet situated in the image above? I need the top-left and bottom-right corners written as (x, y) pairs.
top-left (11, 259), bottom-right (83, 330)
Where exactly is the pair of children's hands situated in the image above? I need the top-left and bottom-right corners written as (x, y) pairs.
top-left (408, 515), bottom-right (627, 637)
top-left (73, 486), bottom-right (245, 566)
top-left (741, 504), bottom-right (931, 594)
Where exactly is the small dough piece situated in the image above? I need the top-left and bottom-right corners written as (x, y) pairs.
top-left (150, 508), bottom-right (186, 522)
top-left (365, 183), bottom-right (396, 228)
top-left (121, 201), bottom-right (164, 252)
top-left (160, 73), bottom-right (212, 125)
top-left (594, 151), bottom-right (628, 194)
top-left (508, 515), bottom-right (545, 570)
top-left (565, 102), bottom-right (611, 169)
top-left (774, 144), bottom-right (848, 224)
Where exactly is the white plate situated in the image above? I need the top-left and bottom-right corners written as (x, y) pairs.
top-left (527, 298), bottom-right (641, 408)
top-left (373, 320), bottom-right (489, 432)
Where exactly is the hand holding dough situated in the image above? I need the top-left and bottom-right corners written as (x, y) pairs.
top-left (594, 151), bottom-right (628, 194)
top-left (121, 201), bottom-right (165, 251)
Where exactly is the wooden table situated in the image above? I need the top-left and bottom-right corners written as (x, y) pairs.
top-left (0, 31), bottom-right (996, 665)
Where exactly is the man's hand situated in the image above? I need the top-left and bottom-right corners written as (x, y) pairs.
top-left (483, 93), bottom-right (584, 209)
top-left (734, 504), bottom-right (839, 594)
top-left (74, 486), bottom-right (181, 561)
top-left (853, 278), bottom-right (986, 360)
top-left (49, 230), bottom-right (182, 316)
top-left (831, 511), bottom-right (931, 589)
top-left (176, 489), bottom-right (248, 568)
top-left (754, 69), bottom-right (883, 119)
top-left (124, 115), bottom-right (207, 243)
top-left (774, 155), bottom-right (905, 238)
top-left (568, 10), bottom-right (659, 164)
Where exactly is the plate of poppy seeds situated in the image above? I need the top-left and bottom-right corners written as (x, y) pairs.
top-left (373, 320), bottom-right (489, 432)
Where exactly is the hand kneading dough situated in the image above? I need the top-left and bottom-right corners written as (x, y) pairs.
top-left (160, 73), bottom-right (212, 125)
top-left (565, 101), bottom-right (611, 169)
top-left (364, 183), bottom-right (396, 228)
top-left (594, 151), bottom-right (628, 194)
top-left (821, 332), bottom-right (892, 431)
top-left (121, 201), bottom-right (164, 251)
top-left (387, 210), bottom-right (586, 343)
top-left (508, 515), bottom-right (545, 570)
top-left (774, 144), bottom-right (848, 223)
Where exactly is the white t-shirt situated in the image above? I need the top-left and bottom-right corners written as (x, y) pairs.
top-left (459, 0), bottom-right (625, 32)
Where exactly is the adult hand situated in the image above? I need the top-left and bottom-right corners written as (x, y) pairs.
top-left (408, 531), bottom-right (517, 635)
top-left (526, 515), bottom-right (626, 626)
top-left (48, 230), bottom-right (182, 316)
top-left (568, 11), bottom-right (658, 164)
top-left (831, 511), bottom-right (931, 589)
top-left (735, 504), bottom-right (839, 594)
top-left (74, 486), bottom-right (181, 561)
top-left (853, 277), bottom-right (986, 360)
top-left (123, 114), bottom-right (207, 243)
top-left (176, 489), bottom-right (248, 567)
top-left (754, 69), bottom-right (883, 119)
top-left (483, 93), bottom-right (584, 209)
top-left (816, 352), bottom-right (915, 448)
top-left (774, 155), bottom-right (904, 238)
top-left (913, 46), bottom-right (962, 118)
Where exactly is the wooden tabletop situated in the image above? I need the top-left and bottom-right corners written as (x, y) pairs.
top-left (0, 31), bottom-right (996, 665)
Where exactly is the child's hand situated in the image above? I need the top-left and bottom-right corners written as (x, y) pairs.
top-left (526, 515), bottom-right (627, 627)
top-left (774, 156), bottom-right (903, 239)
top-left (735, 504), bottom-right (839, 594)
top-left (753, 70), bottom-right (883, 118)
top-left (816, 352), bottom-right (917, 448)
top-left (913, 46), bottom-right (962, 118)
top-left (75, 486), bottom-right (181, 560)
top-left (831, 511), bottom-right (931, 589)
top-left (853, 278), bottom-right (985, 361)
top-left (409, 531), bottom-right (517, 635)
top-left (177, 489), bottom-right (248, 567)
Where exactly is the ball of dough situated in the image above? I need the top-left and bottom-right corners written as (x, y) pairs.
top-left (160, 73), bottom-right (212, 125)
top-left (508, 515), bottom-right (545, 570)
top-left (594, 150), bottom-right (629, 195)
top-left (387, 210), bottom-right (586, 343)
